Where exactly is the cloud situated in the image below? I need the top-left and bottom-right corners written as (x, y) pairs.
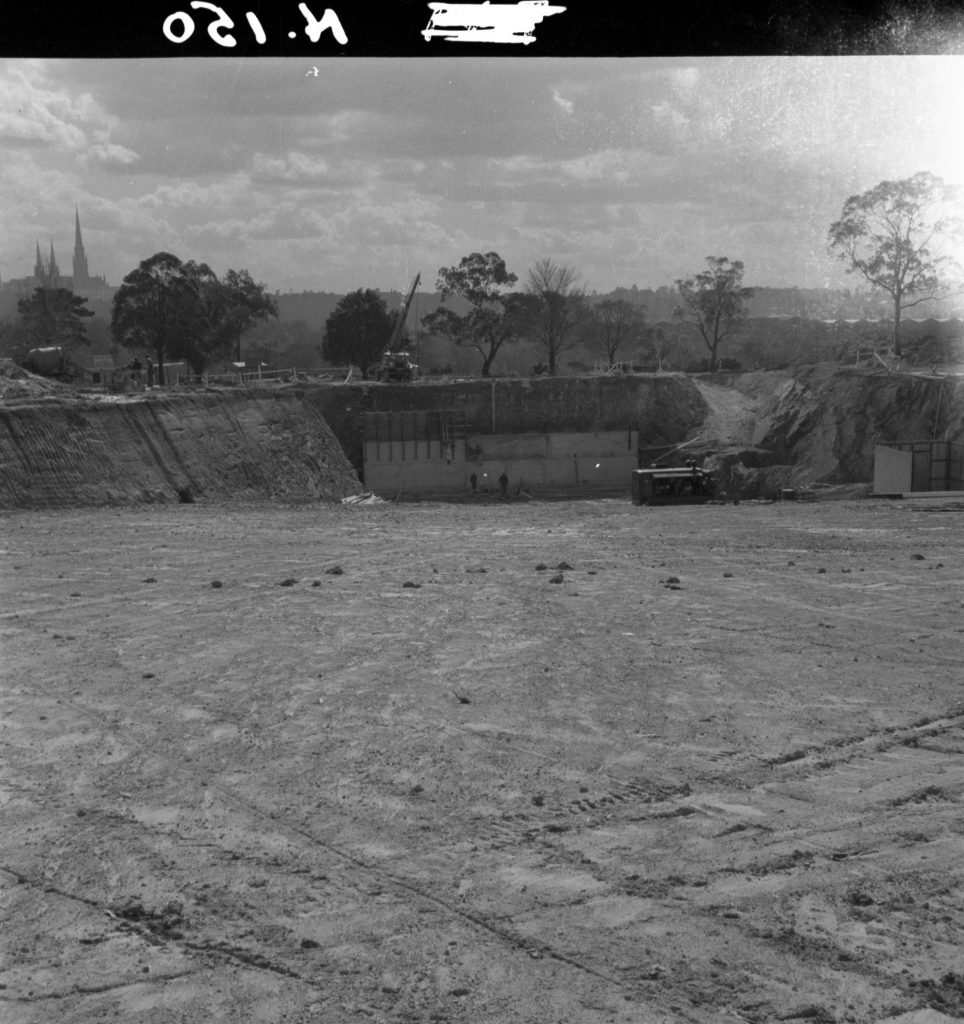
top-left (649, 101), bottom-right (690, 141)
top-left (87, 138), bottom-right (139, 168)
top-left (251, 151), bottom-right (331, 182)
top-left (140, 174), bottom-right (254, 212)
top-left (552, 88), bottom-right (574, 114)
top-left (2, 57), bottom-right (962, 296)
top-left (0, 62), bottom-right (139, 168)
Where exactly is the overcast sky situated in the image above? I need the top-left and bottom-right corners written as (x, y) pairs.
top-left (1, 56), bottom-right (962, 296)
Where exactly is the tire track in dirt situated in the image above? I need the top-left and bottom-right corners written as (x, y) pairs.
top-left (11, 627), bottom-right (963, 1019)
top-left (760, 708), bottom-right (964, 772)
top-left (0, 864), bottom-right (316, 988)
top-left (43, 682), bottom-right (927, 1021)
top-left (13, 693), bottom-right (634, 998)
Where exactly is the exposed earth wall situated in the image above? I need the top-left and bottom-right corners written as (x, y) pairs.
top-left (0, 390), bottom-right (362, 509)
top-left (704, 366), bottom-right (964, 496)
top-left (1, 365), bottom-right (961, 509)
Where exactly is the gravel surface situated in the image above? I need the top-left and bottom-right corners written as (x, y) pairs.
top-left (2, 497), bottom-right (963, 1024)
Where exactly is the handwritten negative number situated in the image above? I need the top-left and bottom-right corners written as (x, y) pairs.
top-left (162, 3), bottom-right (348, 47)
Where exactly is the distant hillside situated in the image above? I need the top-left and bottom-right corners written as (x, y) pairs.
top-left (3, 283), bottom-right (959, 332)
top-left (274, 289), bottom-right (463, 331)
top-left (603, 285), bottom-right (964, 322)
top-left (273, 285), bottom-right (963, 331)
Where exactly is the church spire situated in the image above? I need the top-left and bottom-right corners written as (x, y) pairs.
top-left (34, 241), bottom-right (44, 281)
top-left (48, 239), bottom-right (60, 284)
top-left (73, 206), bottom-right (89, 286)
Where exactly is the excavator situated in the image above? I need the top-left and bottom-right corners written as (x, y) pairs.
top-left (373, 273), bottom-right (421, 383)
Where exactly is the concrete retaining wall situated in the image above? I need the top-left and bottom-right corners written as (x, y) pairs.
top-left (306, 374), bottom-right (708, 471)
top-left (469, 430), bottom-right (638, 495)
top-left (362, 427), bottom-right (638, 496)
top-left (362, 437), bottom-right (468, 495)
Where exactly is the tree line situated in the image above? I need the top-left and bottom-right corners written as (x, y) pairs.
top-left (110, 253), bottom-right (278, 384)
top-left (322, 253), bottom-right (748, 378)
top-left (6, 252), bottom-right (278, 385)
top-left (327, 170), bottom-right (959, 375)
top-left (5, 171), bottom-right (959, 378)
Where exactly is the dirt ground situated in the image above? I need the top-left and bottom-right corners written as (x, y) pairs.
top-left (2, 496), bottom-right (963, 1024)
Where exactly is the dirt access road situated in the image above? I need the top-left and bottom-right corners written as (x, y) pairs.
top-left (2, 497), bottom-right (963, 1024)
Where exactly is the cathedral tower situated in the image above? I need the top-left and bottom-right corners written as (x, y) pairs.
top-left (73, 207), bottom-right (89, 287)
top-left (33, 240), bottom-right (60, 286)
top-left (48, 240), bottom-right (59, 283)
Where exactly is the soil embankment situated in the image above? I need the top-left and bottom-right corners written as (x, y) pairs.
top-left (1, 362), bottom-right (961, 508)
top-left (693, 365), bottom-right (964, 496)
top-left (0, 386), bottom-right (361, 508)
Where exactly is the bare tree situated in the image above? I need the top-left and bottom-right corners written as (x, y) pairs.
top-left (640, 324), bottom-right (673, 371)
top-left (587, 298), bottom-right (646, 366)
top-left (517, 259), bottom-right (590, 375)
top-left (674, 257), bottom-right (753, 371)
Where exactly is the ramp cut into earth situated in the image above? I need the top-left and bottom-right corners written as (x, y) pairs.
top-left (692, 366), bottom-right (964, 497)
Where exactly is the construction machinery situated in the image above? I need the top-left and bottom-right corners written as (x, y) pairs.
top-left (23, 346), bottom-right (69, 378)
top-left (631, 465), bottom-right (719, 506)
top-left (374, 273), bottom-right (421, 383)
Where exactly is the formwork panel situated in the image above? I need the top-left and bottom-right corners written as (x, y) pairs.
top-left (874, 440), bottom-right (964, 494)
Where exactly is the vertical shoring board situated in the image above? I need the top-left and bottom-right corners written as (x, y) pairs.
top-left (951, 441), bottom-right (964, 490)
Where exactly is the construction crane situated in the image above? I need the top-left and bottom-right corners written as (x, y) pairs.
top-left (375, 273), bottom-right (421, 383)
